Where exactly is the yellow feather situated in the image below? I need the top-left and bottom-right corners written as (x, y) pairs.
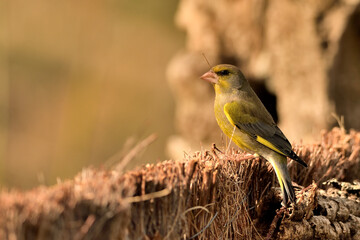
top-left (223, 108), bottom-right (236, 126)
top-left (256, 136), bottom-right (285, 156)
top-left (223, 102), bottom-right (284, 155)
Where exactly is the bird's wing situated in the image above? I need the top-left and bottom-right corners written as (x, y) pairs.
top-left (224, 101), bottom-right (307, 167)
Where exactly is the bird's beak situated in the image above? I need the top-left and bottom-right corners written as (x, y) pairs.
top-left (200, 70), bottom-right (218, 84)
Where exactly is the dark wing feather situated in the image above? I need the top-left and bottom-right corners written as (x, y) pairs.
top-left (224, 101), bottom-right (307, 167)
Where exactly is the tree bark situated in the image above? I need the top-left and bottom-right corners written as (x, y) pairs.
top-left (0, 128), bottom-right (359, 239)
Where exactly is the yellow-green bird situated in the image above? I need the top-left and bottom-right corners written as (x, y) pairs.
top-left (200, 64), bottom-right (307, 207)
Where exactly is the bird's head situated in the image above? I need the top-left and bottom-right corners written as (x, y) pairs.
top-left (200, 64), bottom-right (246, 93)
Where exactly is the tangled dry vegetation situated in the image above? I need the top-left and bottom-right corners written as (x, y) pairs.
top-left (0, 128), bottom-right (359, 239)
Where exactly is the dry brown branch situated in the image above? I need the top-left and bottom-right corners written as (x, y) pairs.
top-left (0, 128), bottom-right (360, 239)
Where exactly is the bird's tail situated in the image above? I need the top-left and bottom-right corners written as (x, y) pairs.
top-left (269, 154), bottom-right (295, 207)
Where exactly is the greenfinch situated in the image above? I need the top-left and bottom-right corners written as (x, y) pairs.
top-left (200, 64), bottom-right (307, 207)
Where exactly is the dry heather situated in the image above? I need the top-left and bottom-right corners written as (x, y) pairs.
top-left (0, 127), bottom-right (359, 239)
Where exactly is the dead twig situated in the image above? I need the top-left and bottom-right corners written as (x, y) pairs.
top-left (265, 207), bottom-right (286, 240)
top-left (124, 188), bottom-right (170, 203)
top-left (115, 134), bottom-right (157, 172)
top-left (188, 212), bottom-right (218, 240)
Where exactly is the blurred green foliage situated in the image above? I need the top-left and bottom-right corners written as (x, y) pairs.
top-left (0, 0), bottom-right (184, 189)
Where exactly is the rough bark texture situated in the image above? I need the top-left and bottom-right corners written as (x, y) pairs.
top-left (0, 128), bottom-right (359, 239)
top-left (166, 0), bottom-right (360, 160)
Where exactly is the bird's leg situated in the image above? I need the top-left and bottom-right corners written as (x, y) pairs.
top-left (226, 125), bottom-right (237, 154)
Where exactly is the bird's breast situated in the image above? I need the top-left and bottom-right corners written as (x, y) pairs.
top-left (214, 97), bottom-right (255, 152)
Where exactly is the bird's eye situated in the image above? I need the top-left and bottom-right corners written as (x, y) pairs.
top-left (216, 70), bottom-right (230, 76)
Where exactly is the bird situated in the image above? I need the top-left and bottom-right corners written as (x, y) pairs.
top-left (200, 64), bottom-right (307, 207)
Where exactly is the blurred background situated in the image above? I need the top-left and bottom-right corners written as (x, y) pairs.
top-left (0, 0), bottom-right (184, 188)
top-left (166, 0), bottom-right (360, 162)
top-left (1, 0), bottom-right (360, 190)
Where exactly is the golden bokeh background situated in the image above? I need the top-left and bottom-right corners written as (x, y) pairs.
top-left (0, 0), bottom-right (184, 189)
